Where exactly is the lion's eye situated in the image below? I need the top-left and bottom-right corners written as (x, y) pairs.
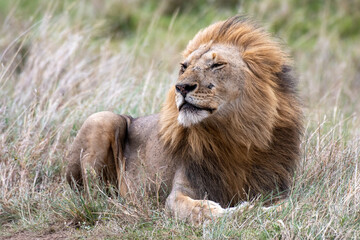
top-left (179, 63), bottom-right (188, 74)
top-left (210, 62), bottom-right (226, 70)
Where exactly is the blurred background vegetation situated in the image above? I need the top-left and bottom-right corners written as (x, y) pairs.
top-left (0, 0), bottom-right (359, 238)
top-left (1, 0), bottom-right (359, 42)
top-left (1, 0), bottom-right (359, 112)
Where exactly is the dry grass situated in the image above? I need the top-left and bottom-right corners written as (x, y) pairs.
top-left (1, 0), bottom-right (359, 239)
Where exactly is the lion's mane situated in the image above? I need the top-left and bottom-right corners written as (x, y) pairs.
top-left (159, 17), bottom-right (302, 207)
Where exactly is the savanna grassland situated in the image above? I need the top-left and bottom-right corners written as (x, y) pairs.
top-left (0, 0), bottom-right (360, 239)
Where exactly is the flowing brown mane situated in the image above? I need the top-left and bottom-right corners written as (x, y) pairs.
top-left (159, 16), bottom-right (302, 207)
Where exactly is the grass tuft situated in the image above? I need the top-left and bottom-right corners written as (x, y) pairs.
top-left (1, 0), bottom-right (359, 238)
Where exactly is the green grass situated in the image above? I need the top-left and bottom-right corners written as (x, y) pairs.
top-left (1, 0), bottom-right (360, 239)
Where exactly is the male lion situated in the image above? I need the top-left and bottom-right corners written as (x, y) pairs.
top-left (66, 16), bottom-right (302, 225)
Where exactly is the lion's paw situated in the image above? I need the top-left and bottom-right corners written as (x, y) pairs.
top-left (189, 200), bottom-right (227, 225)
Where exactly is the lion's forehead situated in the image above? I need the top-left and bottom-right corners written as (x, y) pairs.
top-left (185, 44), bottom-right (242, 68)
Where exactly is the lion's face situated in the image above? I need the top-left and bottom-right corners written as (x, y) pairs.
top-left (175, 44), bottom-right (245, 127)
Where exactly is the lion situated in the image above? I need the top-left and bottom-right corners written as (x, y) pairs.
top-left (66, 16), bottom-right (303, 225)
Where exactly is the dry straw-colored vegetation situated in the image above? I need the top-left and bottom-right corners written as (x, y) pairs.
top-left (1, 0), bottom-right (359, 239)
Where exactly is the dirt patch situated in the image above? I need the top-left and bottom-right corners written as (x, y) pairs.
top-left (2, 231), bottom-right (70, 240)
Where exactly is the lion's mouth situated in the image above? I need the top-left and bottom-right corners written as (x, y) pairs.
top-left (179, 102), bottom-right (215, 113)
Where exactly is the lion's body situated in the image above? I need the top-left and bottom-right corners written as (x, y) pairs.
top-left (122, 114), bottom-right (175, 199)
top-left (66, 113), bottom-right (174, 199)
top-left (66, 17), bottom-right (302, 224)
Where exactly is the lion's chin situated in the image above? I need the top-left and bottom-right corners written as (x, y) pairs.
top-left (177, 109), bottom-right (210, 127)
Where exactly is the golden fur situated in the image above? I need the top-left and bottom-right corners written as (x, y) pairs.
top-left (66, 16), bottom-right (302, 224)
top-left (159, 17), bottom-right (302, 206)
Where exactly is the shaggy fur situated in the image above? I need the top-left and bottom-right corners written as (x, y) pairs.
top-left (159, 16), bottom-right (303, 207)
top-left (67, 16), bottom-right (303, 224)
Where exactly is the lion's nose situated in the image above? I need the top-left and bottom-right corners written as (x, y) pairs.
top-left (175, 83), bottom-right (198, 97)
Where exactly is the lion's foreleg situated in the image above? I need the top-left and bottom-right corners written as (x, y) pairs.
top-left (165, 167), bottom-right (231, 225)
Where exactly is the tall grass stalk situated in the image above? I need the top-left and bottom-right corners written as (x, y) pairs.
top-left (1, 0), bottom-right (359, 238)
